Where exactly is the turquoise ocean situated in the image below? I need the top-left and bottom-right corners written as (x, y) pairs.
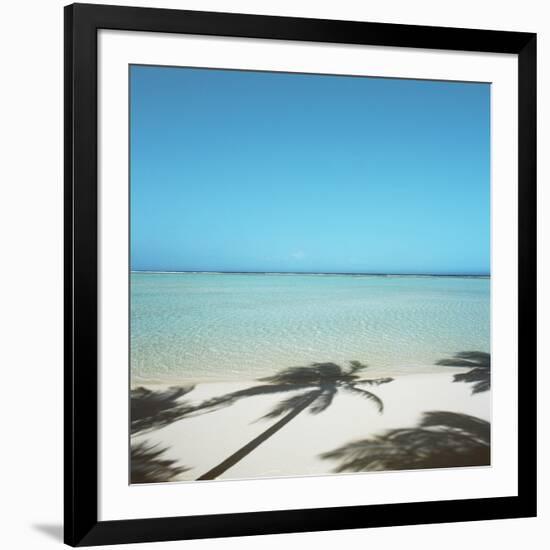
top-left (130, 272), bottom-right (490, 384)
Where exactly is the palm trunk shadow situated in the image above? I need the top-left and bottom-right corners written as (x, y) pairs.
top-left (197, 390), bottom-right (321, 480)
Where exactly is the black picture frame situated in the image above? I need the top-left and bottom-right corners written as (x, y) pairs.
top-left (64, 2), bottom-right (537, 546)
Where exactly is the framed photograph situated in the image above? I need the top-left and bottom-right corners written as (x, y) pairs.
top-left (64, 3), bottom-right (537, 546)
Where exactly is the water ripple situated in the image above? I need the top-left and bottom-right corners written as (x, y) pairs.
top-left (131, 273), bottom-right (490, 383)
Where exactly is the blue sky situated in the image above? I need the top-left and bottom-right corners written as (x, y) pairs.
top-left (130, 65), bottom-right (490, 274)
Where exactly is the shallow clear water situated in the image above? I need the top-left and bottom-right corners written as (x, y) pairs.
top-left (130, 273), bottom-right (490, 383)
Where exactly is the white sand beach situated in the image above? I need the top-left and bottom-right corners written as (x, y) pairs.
top-left (131, 367), bottom-right (490, 483)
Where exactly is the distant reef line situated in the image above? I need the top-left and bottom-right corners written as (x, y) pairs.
top-left (130, 270), bottom-right (490, 278)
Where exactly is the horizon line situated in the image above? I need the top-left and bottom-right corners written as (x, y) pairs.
top-left (130, 270), bottom-right (490, 277)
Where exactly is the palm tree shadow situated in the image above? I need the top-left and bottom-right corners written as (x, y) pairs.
top-left (130, 440), bottom-right (189, 484)
top-left (193, 361), bottom-right (393, 480)
top-left (131, 385), bottom-right (195, 435)
top-left (321, 411), bottom-right (490, 472)
top-left (436, 351), bottom-right (490, 394)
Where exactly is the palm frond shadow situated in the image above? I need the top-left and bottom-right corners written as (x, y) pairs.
top-left (130, 440), bottom-right (189, 484)
top-left (193, 362), bottom-right (393, 420)
top-left (436, 351), bottom-right (490, 394)
top-left (131, 385), bottom-right (195, 435)
top-left (321, 411), bottom-right (490, 472)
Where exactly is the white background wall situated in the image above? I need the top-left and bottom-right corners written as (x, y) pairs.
top-left (0, 0), bottom-right (547, 548)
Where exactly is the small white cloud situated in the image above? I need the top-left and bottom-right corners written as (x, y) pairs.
top-left (291, 250), bottom-right (305, 260)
